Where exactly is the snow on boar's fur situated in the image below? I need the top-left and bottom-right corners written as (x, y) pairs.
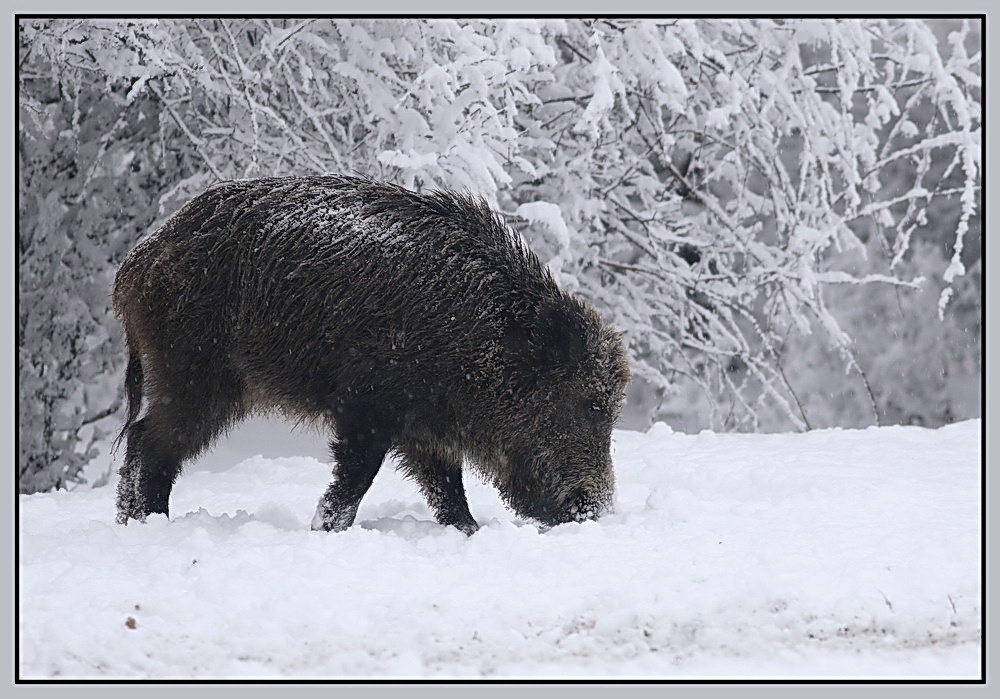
top-left (113, 175), bottom-right (630, 535)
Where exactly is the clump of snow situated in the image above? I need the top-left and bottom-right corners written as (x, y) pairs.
top-left (376, 148), bottom-right (439, 171)
top-left (574, 45), bottom-right (623, 141)
top-left (18, 420), bottom-right (980, 679)
top-left (516, 200), bottom-right (573, 281)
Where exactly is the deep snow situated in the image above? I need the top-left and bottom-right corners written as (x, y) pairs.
top-left (18, 419), bottom-right (981, 679)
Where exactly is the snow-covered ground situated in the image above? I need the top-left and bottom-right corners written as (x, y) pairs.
top-left (18, 419), bottom-right (981, 679)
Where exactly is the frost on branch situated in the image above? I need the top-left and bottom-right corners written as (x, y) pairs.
top-left (18, 18), bottom-right (980, 490)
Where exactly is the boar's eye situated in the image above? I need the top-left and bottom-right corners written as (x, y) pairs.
top-left (586, 400), bottom-right (611, 421)
top-left (568, 394), bottom-right (609, 424)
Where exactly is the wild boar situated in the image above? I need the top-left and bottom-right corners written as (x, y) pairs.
top-left (113, 175), bottom-right (630, 534)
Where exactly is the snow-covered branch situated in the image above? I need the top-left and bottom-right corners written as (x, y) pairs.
top-left (17, 17), bottom-right (981, 491)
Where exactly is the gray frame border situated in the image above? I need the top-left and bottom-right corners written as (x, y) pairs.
top-left (5, 1), bottom-right (992, 697)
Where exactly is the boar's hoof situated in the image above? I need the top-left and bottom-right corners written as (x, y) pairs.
top-left (310, 500), bottom-right (358, 533)
top-left (115, 493), bottom-right (156, 526)
top-left (450, 518), bottom-right (480, 537)
top-left (115, 510), bottom-right (146, 526)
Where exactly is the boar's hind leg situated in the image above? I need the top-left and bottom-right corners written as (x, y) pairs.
top-left (116, 417), bottom-right (177, 524)
top-left (397, 443), bottom-right (479, 536)
top-left (115, 367), bottom-right (241, 525)
top-left (311, 404), bottom-right (394, 533)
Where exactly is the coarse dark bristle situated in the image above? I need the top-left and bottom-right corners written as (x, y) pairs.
top-left (113, 174), bottom-right (630, 534)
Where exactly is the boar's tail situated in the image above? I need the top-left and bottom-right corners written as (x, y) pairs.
top-left (111, 351), bottom-right (143, 456)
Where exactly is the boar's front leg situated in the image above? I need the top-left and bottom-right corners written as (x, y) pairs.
top-left (397, 443), bottom-right (479, 536)
top-left (311, 403), bottom-right (394, 533)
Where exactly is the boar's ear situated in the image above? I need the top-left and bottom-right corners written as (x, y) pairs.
top-left (535, 303), bottom-right (590, 368)
top-left (505, 300), bottom-right (588, 370)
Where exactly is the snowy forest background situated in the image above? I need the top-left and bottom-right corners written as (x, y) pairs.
top-left (17, 17), bottom-right (981, 495)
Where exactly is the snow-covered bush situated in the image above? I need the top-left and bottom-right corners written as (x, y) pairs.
top-left (18, 18), bottom-right (980, 491)
top-left (19, 21), bottom-right (193, 491)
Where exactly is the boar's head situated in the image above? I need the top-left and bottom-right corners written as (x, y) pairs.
top-left (495, 296), bottom-right (631, 528)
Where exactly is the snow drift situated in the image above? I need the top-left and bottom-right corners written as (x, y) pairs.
top-left (18, 419), bottom-right (981, 679)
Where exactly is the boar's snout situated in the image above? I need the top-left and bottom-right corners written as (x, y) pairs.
top-left (563, 491), bottom-right (613, 524)
top-left (542, 474), bottom-right (614, 527)
top-left (567, 500), bottom-right (599, 523)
